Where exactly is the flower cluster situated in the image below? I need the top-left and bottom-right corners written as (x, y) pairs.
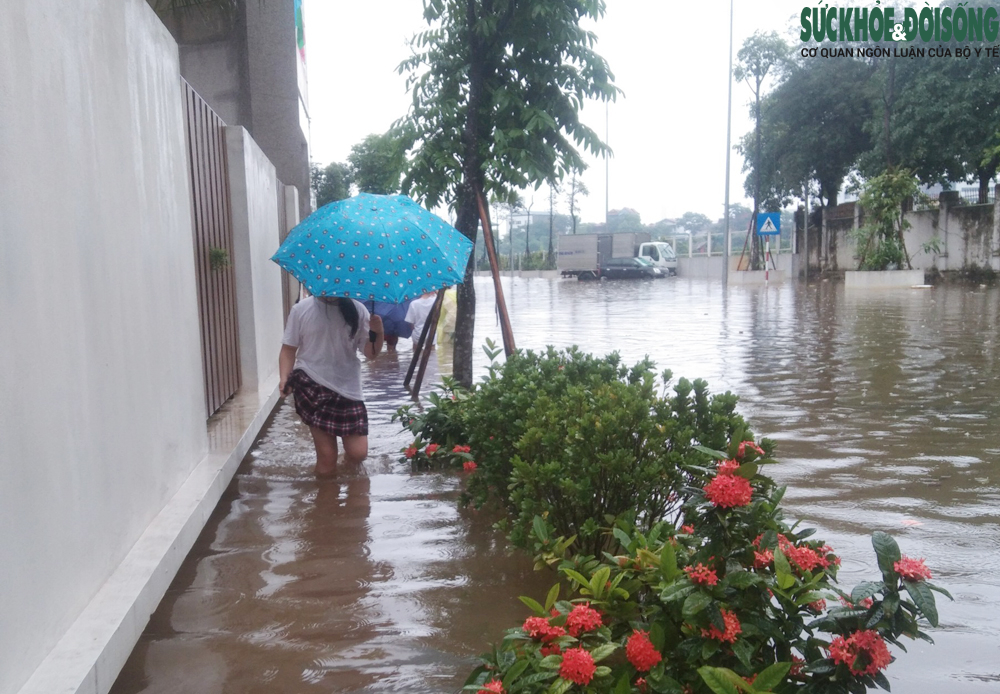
top-left (426, 443), bottom-right (440, 455)
top-left (737, 440), bottom-right (765, 459)
top-left (565, 603), bottom-right (602, 637)
top-left (701, 609), bottom-right (742, 643)
top-left (684, 563), bottom-right (719, 586)
top-left (522, 616), bottom-right (565, 643)
top-left (626, 630), bottom-right (662, 672)
top-left (477, 680), bottom-right (504, 694)
top-left (463, 461), bottom-right (478, 472)
top-left (703, 473), bottom-right (753, 508)
top-left (452, 444), bottom-right (471, 453)
top-left (716, 459), bottom-right (741, 476)
top-left (559, 647), bottom-right (597, 685)
top-left (894, 556), bottom-right (932, 582)
top-left (829, 630), bottom-right (892, 676)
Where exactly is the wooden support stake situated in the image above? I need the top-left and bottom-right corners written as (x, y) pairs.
top-left (410, 289), bottom-right (447, 398)
top-left (475, 189), bottom-right (516, 356)
top-left (404, 289), bottom-right (446, 390)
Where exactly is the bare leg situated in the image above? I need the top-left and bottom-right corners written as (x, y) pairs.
top-left (341, 434), bottom-right (368, 469)
top-left (309, 426), bottom-right (339, 478)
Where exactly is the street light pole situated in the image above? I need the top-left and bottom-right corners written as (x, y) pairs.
top-left (722, 0), bottom-right (734, 287)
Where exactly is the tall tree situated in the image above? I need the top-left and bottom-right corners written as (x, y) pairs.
top-left (564, 171), bottom-right (589, 235)
top-left (547, 181), bottom-right (559, 264)
top-left (311, 161), bottom-right (352, 208)
top-left (734, 31), bottom-right (788, 269)
top-left (347, 132), bottom-right (405, 195)
top-left (396, 0), bottom-right (617, 386)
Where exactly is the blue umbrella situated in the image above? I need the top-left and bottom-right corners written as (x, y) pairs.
top-left (271, 193), bottom-right (473, 303)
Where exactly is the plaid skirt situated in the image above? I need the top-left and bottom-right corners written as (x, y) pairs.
top-left (288, 369), bottom-right (368, 437)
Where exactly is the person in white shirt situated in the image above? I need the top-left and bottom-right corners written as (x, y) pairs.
top-left (404, 292), bottom-right (437, 350)
top-left (278, 296), bottom-right (383, 477)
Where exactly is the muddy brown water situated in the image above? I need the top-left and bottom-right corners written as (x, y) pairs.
top-left (112, 277), bottom-right (1000, 693)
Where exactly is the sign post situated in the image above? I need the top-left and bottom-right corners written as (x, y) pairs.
top-left (756, 213), bottom-right (780, 285)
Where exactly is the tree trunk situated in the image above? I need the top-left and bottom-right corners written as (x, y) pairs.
top-left (452, 193), bottom-right (479, 388)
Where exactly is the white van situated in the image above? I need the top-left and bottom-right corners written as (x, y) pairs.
top-left (638, 241), bottom-right (678, 275)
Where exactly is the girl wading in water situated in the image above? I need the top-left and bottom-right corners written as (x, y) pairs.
top-left (279, 296), bottom-right (384, 477)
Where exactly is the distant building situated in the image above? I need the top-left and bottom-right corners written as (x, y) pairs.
top-left (509, 210), bottom-right (549, 232)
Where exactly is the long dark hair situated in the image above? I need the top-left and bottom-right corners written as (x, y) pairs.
top-left (334, 297), bottom-right (359, 338)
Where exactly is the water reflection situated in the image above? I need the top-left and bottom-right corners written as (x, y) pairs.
top-left (115, 278), bottom-right (1000, 693)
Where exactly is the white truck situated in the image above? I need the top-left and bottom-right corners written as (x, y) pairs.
top-left (557, 232), bottom-right (677, 279)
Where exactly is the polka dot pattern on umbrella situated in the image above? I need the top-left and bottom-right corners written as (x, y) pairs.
top-left (270, 193), bottom-right (474, 303)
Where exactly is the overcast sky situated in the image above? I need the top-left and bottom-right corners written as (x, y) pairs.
top-left (305, 1), bottom-right (803, 226)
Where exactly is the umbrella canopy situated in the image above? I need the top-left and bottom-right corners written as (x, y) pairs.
top-left (271, 193), bottom-right (473, 304)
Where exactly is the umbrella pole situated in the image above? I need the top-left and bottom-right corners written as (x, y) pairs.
top-left (404, 289), bottom-right (446, 390)
top-left (409, 289), bottom-right (447, 398)
top-left (476, 189), bottom-right (516, 356)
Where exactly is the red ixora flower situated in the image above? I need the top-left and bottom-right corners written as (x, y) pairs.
top-left (829, 630), bottom-right (892, 676)
top-left (566, 602), bottom-right (603, 637)
top-left (717, 459), bottom-right (741, 476)
top-left (684, 563), bottom-right (719, 586)
top-left (680, 524), bottom-right (695, 535)
top-left (463, 461), bottom-right (478, 472)
top-left (559, 648), bottom-right (596, 685)
top-left (753, 549), bottom-right (774, 569)
top-left (704, 474), bottom-right (753, 508)
top-left (540, 642), bottom-right (562, 657)
top-left (626, 630), bottom-right (662, 672)
top-left (452, 444), bottom-right (471, 453)
top-left (737, 440), bottom-right (765, 459)
top-left (701, 608), bottom-right (742, 643)
top-left (894, 556), bottom-right (932, 582)
top-left (522, 616), bottom-right (566, 643)
top-left (425, 443), bottom-right (440, 455)
top-left (404, 446), bottom-right (418, 458)
top-left (477, 679), bottom-right (505, 694)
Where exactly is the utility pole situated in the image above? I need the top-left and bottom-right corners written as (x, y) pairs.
top-left (722, 0), bottom-right (734, 287)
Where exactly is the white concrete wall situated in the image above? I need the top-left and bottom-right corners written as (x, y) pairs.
top-left (227, 126), bottom-right (284, 391)
top-left (0, 2), bottom-right (207, 692)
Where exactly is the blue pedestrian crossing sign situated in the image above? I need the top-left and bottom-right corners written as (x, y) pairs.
top-left (756, 212), bottom-right (780, 236)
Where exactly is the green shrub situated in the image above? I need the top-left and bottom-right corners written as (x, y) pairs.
top-left (463, 447), bottom-right (949, 694)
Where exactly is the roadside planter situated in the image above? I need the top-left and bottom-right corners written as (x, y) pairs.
top-left (844, 269), bottom-right (925, 288)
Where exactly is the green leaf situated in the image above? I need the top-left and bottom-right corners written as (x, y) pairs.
top-left (533, 515), bottom-right (550, 541)
top-left (683, 591), bottom-right (712, 618)
top-left (613, 527), bottom-right (632, 550)
top-left (753, 662), bottom-right (791, 691)
top-left (774, 550), bottom-right (796, 590)
top-left (660, 583), bottom-right (696, 603)
top-left (503, 660), bottom-right (530, 689)
top-left (697, 667), bottom-right (740, 694)
top-left (735, 463), bottom-right (758, 480)
top-left (547, 677), bottom-right (573, 694)
top-left (926, 582), bottom-right (954, 601)
top-left (544, 583), bottom-right (560, 612)
top-left (702, 638), bottom-right (721, 659)
top-left (591, 566), bottom-right (611, 597)
top-left (706, 602), bottom-right (726, 632)
top-left (594, 666), bottom-right (612, 677)
top-left (872, 531), bottom-right (901, 576)
top-left (591, 643), bottom-right (617, 663)
top-left (649, 621), bottom-right (666, 650)
top-left (519, 596), bottom-right (546, 615)
top-left (661, 540), bottom-right (679, 580)
top-left (539, 654), bottom-right (563, 670)
top-left (732, 638), bottom-right (754, 670)
top-left (726, 571), bottom-right (762, 589)
top-left (873, 670), bottom-right (892, 691)
top-left (903, 580), bottom-right (939, 627)
top-left (613, 673), bottom-right (632, 694)
top-left (562, 569), bottom-right (591, 588)
top-left (693, 445), bottom-right (729, 460)
top-left (851, 581), bottom-right (884, 604)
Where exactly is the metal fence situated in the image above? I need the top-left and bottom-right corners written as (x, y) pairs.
top-left (960, 187), bottom-right (995, 205)
top-left (183, 80), bottom-right (241, 418)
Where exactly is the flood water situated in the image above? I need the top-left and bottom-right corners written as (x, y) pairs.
top-left (112, 277), bottom-right (1000, 693)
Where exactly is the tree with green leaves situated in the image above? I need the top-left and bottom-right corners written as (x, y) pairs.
top-left (854, 169), bottom-right (922, 270)
top-left (395, 0), bottom-right (617, 386)
top-left (347, 132), bottom-right (405, 195)
top-left (311, 161), bottom-right (352, 208)
top-left (734, 31), bottom-right (788, 270)
top-left (563, 171), bottom-right (589, 235)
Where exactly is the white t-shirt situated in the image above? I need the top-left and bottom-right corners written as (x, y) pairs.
top-left (405, 294), bottom-right (437, 348)
top-left (282, 297), bottom-right (370, 402)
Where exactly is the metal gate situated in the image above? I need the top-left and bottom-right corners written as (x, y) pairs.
top-left (183, 80), bottom-right (241, 417)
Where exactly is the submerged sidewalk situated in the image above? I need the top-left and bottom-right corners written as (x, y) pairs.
top-left (109, 353), bottom-right (550, 693)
